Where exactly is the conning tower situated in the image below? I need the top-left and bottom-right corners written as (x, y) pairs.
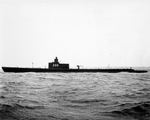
top-left (48, 57), bottom-right (69, 69)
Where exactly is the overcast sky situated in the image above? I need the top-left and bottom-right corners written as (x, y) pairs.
top-left (1, 0), bottom-right (150, 68)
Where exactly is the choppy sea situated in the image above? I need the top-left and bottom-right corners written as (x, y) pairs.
top-left (0, 71), bottom-right (150, 120)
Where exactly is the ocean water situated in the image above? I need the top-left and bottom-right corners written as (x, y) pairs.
top-left (0, 71), bottom-right (150, 120)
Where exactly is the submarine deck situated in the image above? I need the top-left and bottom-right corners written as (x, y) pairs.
top-left (2, 67), bottom-right (147, 73)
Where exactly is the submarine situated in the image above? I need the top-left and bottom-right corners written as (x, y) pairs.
top-left (2, 57), bottom-right (147, 73)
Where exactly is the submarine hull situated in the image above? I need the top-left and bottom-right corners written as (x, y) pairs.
top-left (2, 67), bottom-right (147, 73)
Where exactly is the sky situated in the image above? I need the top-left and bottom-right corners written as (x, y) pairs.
top-left (0, 0), bottom-right (150, 69)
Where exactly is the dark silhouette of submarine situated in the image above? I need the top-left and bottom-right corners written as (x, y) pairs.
top-left (2, 57), bottom-right (147, 73)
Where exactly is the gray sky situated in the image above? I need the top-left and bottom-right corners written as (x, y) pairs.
top-left (1, 0), bottom-right (150, 68)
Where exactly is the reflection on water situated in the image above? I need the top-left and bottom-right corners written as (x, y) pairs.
top-left (0, 72), bottom-right (150, 120)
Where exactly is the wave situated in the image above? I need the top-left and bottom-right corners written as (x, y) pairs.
top-left (0, 103), bottom-right (45, 111)
top-left (109, 101), bottom-right (150, 119)
top-left (0, 103), bottom-right (52, 120)
top-left (0, 103), bottom-right (45, 119)
top-left (69, 99), bottom-right (107, 104)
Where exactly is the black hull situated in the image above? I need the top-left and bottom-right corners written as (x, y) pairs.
top-left (2, 67), bottom-right (147, 73)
